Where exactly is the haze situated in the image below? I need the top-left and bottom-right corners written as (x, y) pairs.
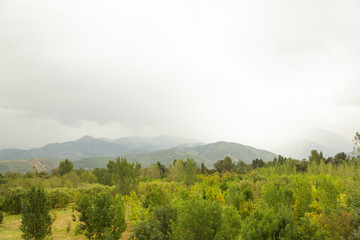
top-left (0, 0), bottom-right (359, 151)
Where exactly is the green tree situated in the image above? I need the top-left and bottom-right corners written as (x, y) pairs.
top-left (214, 206), bottom-right (241, 240)
top-left (131, 204), bottom-right (177, 240)
top-left (241, 208), bottom-right (299, 240)
top-left (184, 158), bottom-right (197, 186)
top-left (168, 159), bottom-right (185, 182)
top-left (3, 187), bottom-right (25, 214)
top-left (75, 192), bottom-right (126, 240)
top-left (354, 132), bottom-right (360, 155)
top-left (251, 158), bottom-right (265, 169)
top-left (58, 159), bottom-right (74, 176)
top-left (20, 186), bottom-right (53, 240)
top-left (93, 168), bottom-right (113, 186)
top-left (112, 158), bottom-right (141, 195)
top-left (172, 198), bottom-right (222, 240)
top-left (309, 150), bottom-right (324, 165)
top-left (214, 156), bottom-right (234, 173)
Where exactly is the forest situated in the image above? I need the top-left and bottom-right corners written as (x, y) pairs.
top-left (0, 133), bottom-right (360, 240)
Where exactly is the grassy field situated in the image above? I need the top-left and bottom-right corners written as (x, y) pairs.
top-left (0, 204), bottom-right (131, 240)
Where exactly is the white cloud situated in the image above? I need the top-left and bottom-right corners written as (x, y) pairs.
top-left (0, 0), bottom-right (359, 149)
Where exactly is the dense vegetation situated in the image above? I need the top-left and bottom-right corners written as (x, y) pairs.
top-left (0, 133), bottom-right (360, 239)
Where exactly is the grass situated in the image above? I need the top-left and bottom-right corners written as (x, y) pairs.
top-left (0, 204), bottom-right (131, 240)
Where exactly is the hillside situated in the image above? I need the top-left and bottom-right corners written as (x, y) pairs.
top-left (0, 135), bottom-right (200, 161)
top-left (0, 158), bottom-right (61, 173)
top-left (73, 141), bottom-right (277, 169)
top-left (0, 137), bottom-right (277, 172)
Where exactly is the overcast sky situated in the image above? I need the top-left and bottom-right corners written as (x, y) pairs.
top-left (0, 0), bottom-right (359, 150)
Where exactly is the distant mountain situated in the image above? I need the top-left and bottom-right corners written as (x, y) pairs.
top-left (0, 135), bottom-right (202, 161)
top-left (274, 128), bottom-right (353, 160)
top-left (0, 136), bottom-right (137, 161)
top-left (0, 136), bottom-right (277, 172)
top-left (112, 135), bottom-right (202, 152)
top-left (74, 141), bottom-right (277, 169)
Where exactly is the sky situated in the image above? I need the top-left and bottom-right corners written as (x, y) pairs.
top-left (0, 0), bottom-right (359, 151)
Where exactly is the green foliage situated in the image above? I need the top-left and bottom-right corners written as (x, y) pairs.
top-left (260, 177), bottom-right (295, 210)
top-left (93, 168), bottom-right (113, 186)
top-left (241, 208), bottom-right (299, 240)
top-left (3, 187), bottom-right (25, 214)
top-left (251, 158), bottom-right (265, 169)
top-left (214, 156), bottom-right (234, 173)
top-left (354, 132), bottom-right (360, 155)
top-left (80, 171), bottom-right (98, 184)
top-left (47, 188), bottom-right (71, 208)
top-left (172, 198), bottom-right (222, 240)
top-left (111, 158), bottom-right (141, 195)
top-left (142, 164), bottom-right (163, 180)
top-left (75, 192), bottom-right (126, 240)
top-left (131, 204), bottom-right (177, 240)
top-left (167, 158), bottom-right (197, 185)
top-left (309, 150), bottom-right (324, 165)
top-left (214, 205), bottom-right (241, 240)
top-left (0, 210), bottom-right (3, 225)
top-left (168, 159), bottom-right (185, 182)
top-left (58, 159), bottom-right (74, 176)
top-left (184, 158), bottom-right (197, 186)
top-left (20, 186), bottom-right (53, 240)
top-left (142, 183), bottom-right (170, 210)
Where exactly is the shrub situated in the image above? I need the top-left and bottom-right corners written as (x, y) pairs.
top-left (20, 186), bottom-right (53, 240)
top-left (172, 198), bottom-right (222, 240)
top-left (3, 187), bottom-right (25, 214)
top-left (48, 188), bottom-right (71, 208)
top-left (75, 192), bottom-right (126, 239)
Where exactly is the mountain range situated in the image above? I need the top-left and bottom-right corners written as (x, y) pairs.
top-left (0, 135), bottom-right (277, 173)
top-left (0, 128), bottom-right (354, 173)
top-left (272, 128), bottom-right (354, 160)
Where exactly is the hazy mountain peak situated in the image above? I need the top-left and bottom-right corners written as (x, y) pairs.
top-left (78, 135), bottom-right (96, 141)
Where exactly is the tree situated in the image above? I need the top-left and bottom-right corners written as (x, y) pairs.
top-left (0, 211), bottom-right (3, 225)
top-left (131, 204), bottom-right (177, 240)
top-left (235, 160), bottom-right (248, 174)
top-left (172, 198), bottom-right (222, 240)
top-left (3, 187), bottom-right (25, 214)
top-left (214, 206), bottom-right (242, 240)
top-left (354, 132), bottom-right (360, 155)
top-left (20, 186), bottom-right (53, 240)
top-left (184, 158), bottom-right (197, 186)
top-left (251, 158), bottom-right (265, 169)
top-left (309, 150), bottom-right (324, 165)
top-left (93, 168), bottom-right (112, 186)
top-left (168, 159), bottom-right (185, 182)
top-left (214, 156), bottom-right (234, 173)
top-left (112, 157), bottom-right (141, 195)
top-left (58, 159), bottom-right (73, 176)
top-left (75, 192), bottom-right (126, 240)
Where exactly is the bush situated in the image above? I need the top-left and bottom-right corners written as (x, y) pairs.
top-left (131, 204), bottom-right (177, 240)
top-left (142, 183), bottom-right (170, 210)
top-left (21, 186), bottom-right (53, 240)
top-left (48, 188), bottom-right (71, 208)
top-left (172, 198), bottom-right (222, 240)
top-left (3, 187), bottom-right (25, 214)
top-left (75, 192), bottom-right (126, 239)
top-left (75, 184), bottom-right (115, 201)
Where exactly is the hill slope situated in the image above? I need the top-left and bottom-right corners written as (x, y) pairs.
top-left (0, 135), bottom-right (200, 161)
top-left (74, 141), bottom-right (277, 169)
